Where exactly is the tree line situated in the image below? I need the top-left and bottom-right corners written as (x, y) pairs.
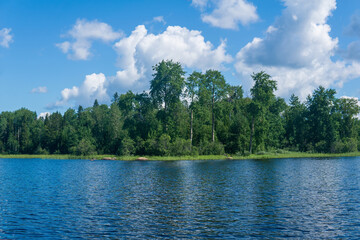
top-left (1, 60), bottom-right (360, 156)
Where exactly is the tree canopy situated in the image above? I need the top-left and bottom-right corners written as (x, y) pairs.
top-left (1, 61), bottom-right (360, 156)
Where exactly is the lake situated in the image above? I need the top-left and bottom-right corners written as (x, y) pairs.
top-left (0, 157), bottom-right (360, 239)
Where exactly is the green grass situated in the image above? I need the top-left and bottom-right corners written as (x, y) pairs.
top-left (0, 154), bottom-right (117, 160)
top-left (1, 151), bottom-right (360, 161)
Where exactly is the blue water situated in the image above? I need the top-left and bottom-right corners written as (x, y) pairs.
top-left (0, 158), bottom-right (360, 239)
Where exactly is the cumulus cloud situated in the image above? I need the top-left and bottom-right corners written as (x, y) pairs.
top-left (193, 0), bottom-right (259, 29)
top-left (51, 24), bottom-right (232, 108)
top-left (49, 73), bottom-right (109, 108)
top-left (235, 0), bottom-right (360, 99)
top-left (56, 19), bottom-right (122, 60)
top-left (0, 28), bottom-right (13, 48)
top-left (31, 86), bottom-right (48, 94)
top-left (111, 24), bottom-right (232, 90)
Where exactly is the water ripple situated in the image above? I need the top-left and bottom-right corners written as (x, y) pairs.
top-left (0, 158), bottom-right (360, 238)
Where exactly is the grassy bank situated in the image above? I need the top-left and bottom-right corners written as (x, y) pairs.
top-left (1, 151), bottom-right (360, 160)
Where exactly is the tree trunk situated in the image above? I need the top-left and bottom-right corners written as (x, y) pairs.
top-left (212, 95), bottom-right (215, 142)
top-left (190, 109), bottom-right (193, 147)
top-left (164, 82), bottom-right (168, 133)
top-left (249, 116), bottom-right (255, 153)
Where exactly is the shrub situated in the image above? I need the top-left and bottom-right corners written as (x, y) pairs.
top-left (256, 151), bottom-right (267, 155)
top-left (343, 138), bottom-right (358, 153)
top-left (332, 138), bottom-right (358, 153)
top-left (118, 137), bottom-right (135, 156)
top-left (135, 137), bottom-right (145, 155)
top-left (315, 141), bottom-right (327, 153)
top-left (199, 141), bottom-right (225, 155)
top-left (331, 141), bottom-right (344, 153)
top-left (75, 138), bottom-right (96, 156)
top-left (243, 151), bottom-right (251, 156)
top-left (143, 134), bottom-right (171, 156)
top-left (169, 138), bottom-right (192, 156)
top-left (34, 146), bottom-right (49, 155)
top-left (158, 134), bottom-right (171, 156)
top-left (144, 138), bottom-right (160, 156)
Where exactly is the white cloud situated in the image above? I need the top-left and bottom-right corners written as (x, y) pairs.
top-left (38, 112), bottom-right (50, 119)
top-left (193, 0), bottom-right (259, 29)
top-left (0, 28), bottom-right (13, 48)
top-left (111, 24), bottom-right (232, 90)
top-left (49, 73), bottom-right (109, 108)
top-left (192, 0), bottom-right (208, 9)
top-left (153, 16), bottom-right (166, 25)
top-left (56, 19), bottom-right (122, 60)
top-left (57, 41), bottom-right (71, 53)
top-left (235, 0), bottom-right (360, 99)
top-left (31, 86), bottom-right (48, 94)
top-left (51, 24), bottom-right (232, 108)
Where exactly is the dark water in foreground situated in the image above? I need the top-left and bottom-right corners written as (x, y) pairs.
top-left (1, 158), bottom-right (360, 239)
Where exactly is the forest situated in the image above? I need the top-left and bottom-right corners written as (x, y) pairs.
top-left (1, 60), bottom-right (360, 156)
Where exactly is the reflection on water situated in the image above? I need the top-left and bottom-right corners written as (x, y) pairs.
top-left (0, 158), bottom-right (360, 238)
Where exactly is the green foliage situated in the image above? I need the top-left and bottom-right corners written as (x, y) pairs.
top-left (199, 141), bottom-right (225, 155)
top-left (169, 138), bottom-right (195, 156)
top-left (256, 151), bottom-right (267, 155)
top-left (150, 60), bottom-right (185, 137)
top-left (284, 94), bottom-right (307, 151)
top-left (118, 137), bottom-right (135, 156)
top-left (242, 151), bottom-right (251, 157)
top-left (248, 71), bottom-right (278, 153)
top-left (306, 86), bottom-right (337, 152)
top-left (0, 62), bottom-right (359, 157)
top-left (74, 138), bottom-right (97, 156)
top-left (331, 138), bottom-right (358, 153)
top-left (34, 146), bottom-right (49, 155)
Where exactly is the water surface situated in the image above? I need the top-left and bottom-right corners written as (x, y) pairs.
top-left (0, 157), bottom-right (360, 239)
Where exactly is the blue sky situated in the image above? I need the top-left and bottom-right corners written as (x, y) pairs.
top-left (1, 0), bottom-right (360, 115)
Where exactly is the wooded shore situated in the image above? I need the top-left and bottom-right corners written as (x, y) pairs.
top-left (1, 152), bottom-right (360, 161)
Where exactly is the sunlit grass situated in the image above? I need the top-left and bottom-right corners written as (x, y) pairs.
top-left (1, 152), bottom-right (360, 161)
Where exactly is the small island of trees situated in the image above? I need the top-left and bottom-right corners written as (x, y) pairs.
top-left (1, 60), bottom-right (359, 157)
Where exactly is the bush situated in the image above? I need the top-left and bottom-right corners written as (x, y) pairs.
top-left (143, 134), bottom-right (171, 156)
top-left (235, 151), bottom-right (251, 156)
top-left (0, 141), bottom-right (4, 154)
top-left (331, 141), bottom-right (344, 153)
top-left (144, 138), bottom-right (160, 156)
top-left (315, 141), bottom-right (327, 153)
top-left (118, 137), bottom-right (135, 156)
top-left (199, 141), bottom-right (225, 155)
top-left (243, 151), bottom-right (251, 156)
top-left (158, 134), bottom-right (171, 156)
top-left (34, 146), bottom-right (49, 155)
top-left (74, 138), bottom-right (97, 156)
top-left (169, 138), bottom-right (192, 156)
top-left (343, 138), bottom-right (358, 153)
top-left (332, 138), bottom-right (358, 153)
top-left (256, 151), bottom-right (267, 155)
top-left (135, 137), bottom-right (145, 155)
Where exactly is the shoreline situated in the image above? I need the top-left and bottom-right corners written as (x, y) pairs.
top-left (1, 152), bottom-right (360, 161)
